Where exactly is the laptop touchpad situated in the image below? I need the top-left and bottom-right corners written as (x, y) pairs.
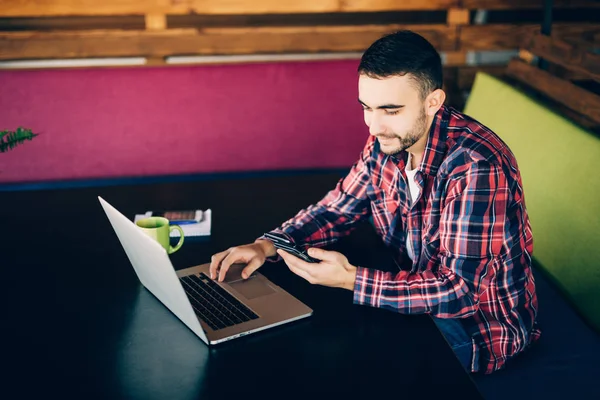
top-left (228, 279), bottom-right (276, 300)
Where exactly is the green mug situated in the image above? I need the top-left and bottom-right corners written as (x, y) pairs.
top-left (135, 216), bottom-right (184, 254)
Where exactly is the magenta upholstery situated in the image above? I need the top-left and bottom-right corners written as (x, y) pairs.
top-left (0, 60), bottom-right (367, 183)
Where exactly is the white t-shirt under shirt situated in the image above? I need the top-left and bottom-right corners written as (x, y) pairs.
top-left (405, 152), bottom-right (421, 262)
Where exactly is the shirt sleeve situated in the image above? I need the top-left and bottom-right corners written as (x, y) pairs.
top-left (353, 160), bottom-right (506, 317)
top-left (259, 137), bottom-right (376, 252)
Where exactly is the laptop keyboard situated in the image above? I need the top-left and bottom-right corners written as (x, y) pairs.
top-left (180, 273), bottom-right (259, 331)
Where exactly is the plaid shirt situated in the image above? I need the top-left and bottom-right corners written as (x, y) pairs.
top-left (266, 105), bottom-right (540, 374)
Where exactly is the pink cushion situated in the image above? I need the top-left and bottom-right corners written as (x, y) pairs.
top-left (0, 60), bottom-right (367, 183)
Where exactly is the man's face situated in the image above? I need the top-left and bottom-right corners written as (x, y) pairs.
top-left (358, 74), bottom-right (428, 155)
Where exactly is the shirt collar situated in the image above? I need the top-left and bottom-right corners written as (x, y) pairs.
top-left (419, 104), bottom-right (450, 177)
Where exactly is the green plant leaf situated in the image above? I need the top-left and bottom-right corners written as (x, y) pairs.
top-left (0, 127), bottom-right (39, 153)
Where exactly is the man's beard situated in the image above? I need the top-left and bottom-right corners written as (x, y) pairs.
top-left (378, 108), bottom-right (428, 155)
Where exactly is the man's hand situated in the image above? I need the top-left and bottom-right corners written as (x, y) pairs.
top-left (277, 247), bottom-right (357, 291)
top-left (209, 239), bottom-right (276, 282)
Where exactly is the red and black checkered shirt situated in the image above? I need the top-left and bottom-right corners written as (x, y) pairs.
top-left (267, 105), bottom-right (541, 374)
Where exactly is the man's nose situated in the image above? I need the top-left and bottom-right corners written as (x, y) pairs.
top-left (369, 114), bottom-right (385, 136)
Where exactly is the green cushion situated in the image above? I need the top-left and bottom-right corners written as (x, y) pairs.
top-left (464, 72), bottom-right (600, 332)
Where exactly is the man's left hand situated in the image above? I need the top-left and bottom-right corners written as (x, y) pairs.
top-left (277, 247), bottom-right (357, 291)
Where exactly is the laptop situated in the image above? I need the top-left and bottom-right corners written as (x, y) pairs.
top-left (98, 196), bottom-right (313, 344)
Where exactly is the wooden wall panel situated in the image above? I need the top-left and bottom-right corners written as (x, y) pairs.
top-left (461, 23), bottom-right (600, 50)
top-left (2, 1), bottom-right (598, 62)
top-left (462, 0), bottom-right (600, 10)
top-left (0, 0), bottom-right (458, 17)
top-left (523, 33), bottom-right (600, 82)
top-left (0, 0), bottom-right (166, 17)
top-left (507, 58), bottom-right (600, 124)
top-left (0, 25), bottom-right (456, 60)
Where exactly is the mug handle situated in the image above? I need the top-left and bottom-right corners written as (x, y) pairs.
top-left (168, 225), bottom-right (185, 254)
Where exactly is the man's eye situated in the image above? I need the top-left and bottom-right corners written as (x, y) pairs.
top-left (386, 109), bottom-right (400, 116)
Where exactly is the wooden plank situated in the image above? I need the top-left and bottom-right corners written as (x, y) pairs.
top-left (460, 23), bottom-right (600, 51)
top-left (2, 0), bottom-right (597, 17)
top-left (337, 0), bottom-right (457, 12)
top-left (560, 33), bottom-right (600, 51)
top-left (444, 51), bottom-right (467, 66)
top-left (0, 15), bottom-right (145, 31)
top-left (145, 14), bottom-right (166, 31)
top-left (183, 0), bottom-right (459, 14)
top-left (0, 0), bottom-right (165, 17)
top-left (173, 0), bottom-right (340, 15)
top-left (447, 9), bottom-right (470, 25)
top-left (0, 25), bottom-right (456, 60)
top-left (506, 58), bottom-right (600, 124)
top-left (461, 0), bottom-right (600, 9)
top-left (145, 56), bottom-right (165, 65)
top-left (524, 33), bottom-right (600, 83)
top-left (0, 0), bottom-right (458, 17)
top-left (548, 63), bottom-right (593, 82)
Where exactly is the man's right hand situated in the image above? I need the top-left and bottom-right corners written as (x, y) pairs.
top-left (209, 239), bottom-right (276, 282)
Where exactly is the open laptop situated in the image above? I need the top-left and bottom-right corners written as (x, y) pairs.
top-left (98, 196), bottom-right (313, 344)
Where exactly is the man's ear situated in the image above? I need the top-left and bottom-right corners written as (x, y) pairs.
top-left (425, 89), bottom-right (446, 116)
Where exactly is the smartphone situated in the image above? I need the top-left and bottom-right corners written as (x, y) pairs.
top-left (153, 210), bottom-right (202, 224)
top-left (263, 232), bottom-right (319, 263)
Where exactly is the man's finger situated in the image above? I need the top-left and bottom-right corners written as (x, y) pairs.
top-left (218, 253), bottom-right (238, 282)
top-left (277, 249), bottom-right (316, 275)
top-left (242, 258), bottom-right (263, 279)
top-left (209, 250), bottom-right (229, 279)
top-left (307, 247), bottom-right (339, 262)
top-left (286, 262), bottom-right (315, 284)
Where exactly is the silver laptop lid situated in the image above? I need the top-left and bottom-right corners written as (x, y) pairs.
top-left (98, 196), bottom-right (208, 343)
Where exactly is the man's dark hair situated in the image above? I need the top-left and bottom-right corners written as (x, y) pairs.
top-left (358, 30), bottom-right (443, 99)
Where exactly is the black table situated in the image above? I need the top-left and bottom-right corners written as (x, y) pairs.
top-left (2, 172), bottom-right (483, 399)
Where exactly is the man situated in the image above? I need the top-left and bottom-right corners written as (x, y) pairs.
top-left (209, 30), bottom-right (540, 374)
